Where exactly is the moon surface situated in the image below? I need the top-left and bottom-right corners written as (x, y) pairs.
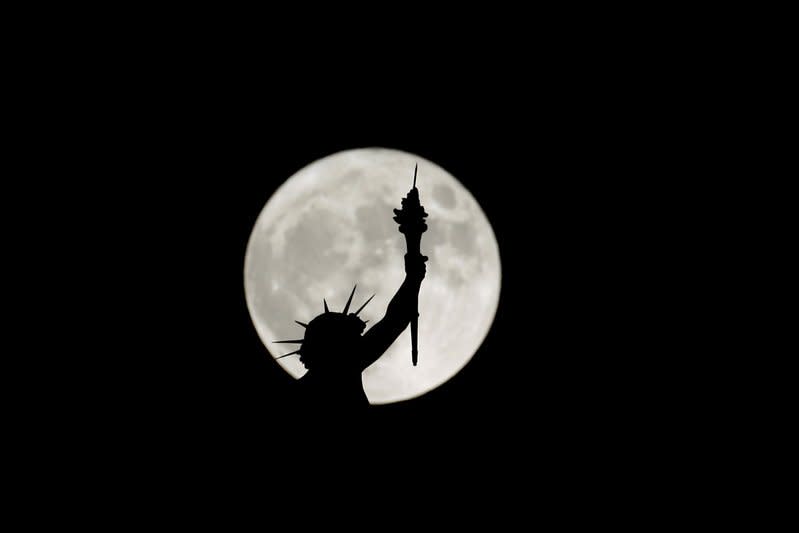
top-left (244, 148), bottom-right (501, 404)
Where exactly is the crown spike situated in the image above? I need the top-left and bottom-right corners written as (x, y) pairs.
top-left (275, 349), bottom-right (301, 359)
top-left (323, 299), bottom-right (329, 313)
top-left (354, 294), bottom-right (376, 316)
top-left (295, 320), bottom-right (308, 328)
top-left (273, 339), bottom-right (304, 344)
top-left (343, 285), bottom-right (357, 314)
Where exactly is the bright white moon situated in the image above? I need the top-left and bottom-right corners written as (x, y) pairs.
top-left (244, 148), bottom-right (501, 404)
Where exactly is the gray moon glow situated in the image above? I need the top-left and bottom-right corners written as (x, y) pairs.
top-left (244, 148), bottom-right (501, 404)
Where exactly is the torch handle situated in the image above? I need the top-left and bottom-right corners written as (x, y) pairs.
top-left (404, 240), bottom-right (423, 366)
top-left (411, 304), bottom-right (418, 366)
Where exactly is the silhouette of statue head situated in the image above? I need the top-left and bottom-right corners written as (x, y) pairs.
top-left (274, 286), bottom-right (374, 372)
top-left (298, 312), bottom-right (366, 371)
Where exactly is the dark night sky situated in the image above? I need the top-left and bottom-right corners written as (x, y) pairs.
top-left (147, 98), bottom-right (684, 447)
top-left (84, 70), bottom-right (700, 490)
top-left (38, 21), bottom-right (725, 517)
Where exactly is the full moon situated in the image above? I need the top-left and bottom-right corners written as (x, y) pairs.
top-left (244, 148), bottom-right (501, 404)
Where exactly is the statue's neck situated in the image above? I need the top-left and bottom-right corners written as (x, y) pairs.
top-left (305, 366), bottom-right (362, 381)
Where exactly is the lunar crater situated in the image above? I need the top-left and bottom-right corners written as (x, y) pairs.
top-left (433, 184), bottom-right (456, 209)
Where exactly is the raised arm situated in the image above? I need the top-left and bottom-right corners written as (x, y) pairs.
top-left (359, 254), bottom-right (427, 371)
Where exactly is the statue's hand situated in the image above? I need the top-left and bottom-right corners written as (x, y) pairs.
top-left (405, 253), bottom-right (428, 281)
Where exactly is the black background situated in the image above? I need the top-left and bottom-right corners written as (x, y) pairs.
top-left (21, 15), bottom-right (746, 520)
top-left (135, 99), bottom-right (683, 450)
top-left (75, 64), bottom-right (706, 506)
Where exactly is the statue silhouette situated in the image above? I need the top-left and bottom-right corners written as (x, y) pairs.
top-left (273, 175), bottom-right (428, 413)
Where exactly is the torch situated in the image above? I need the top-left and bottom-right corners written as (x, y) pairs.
top-left (393, 164), bottom-right (428, 366)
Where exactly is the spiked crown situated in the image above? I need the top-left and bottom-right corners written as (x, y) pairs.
top-left (273, 285), bottom-right (374, 364)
